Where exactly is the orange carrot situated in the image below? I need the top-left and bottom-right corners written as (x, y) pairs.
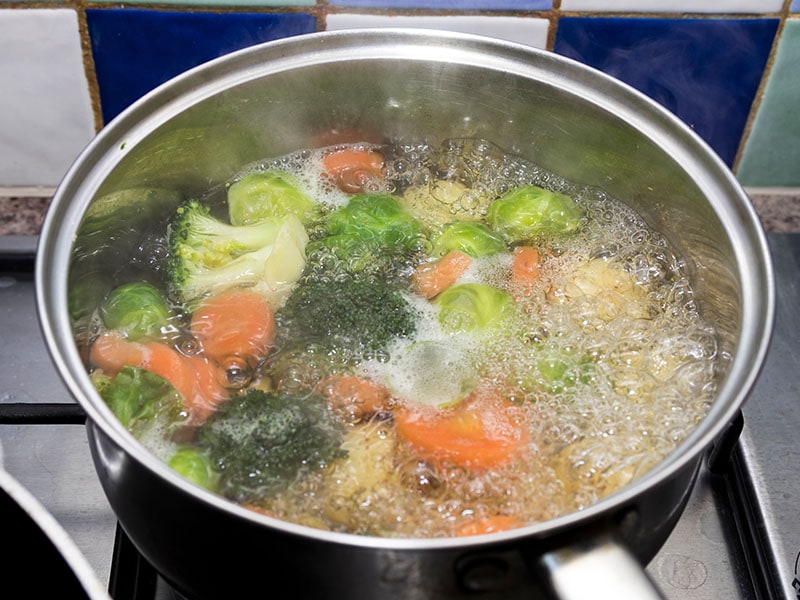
top-left (456, 515), bottom-right (524, 537)
top-left (394, 387), bottom-right (529, 470)
top-left (89, 331), bottom-right (227, 425)
top-left (190, 288), bottom-right (276, 365)
top-left (411, 250), bottom-right (472, 299)
top-left (90, 331), bottom-right (148, 376)
top-left (320, 374), bottom-right (391, 419)
top-left (181, 354), bottom-right (228, 425)
top-left (141, 341), bottom-right (195, 403)
top-left (322, 147), bottom-right (384, 194)
top-left (511, 246), bottom-right (540, 285)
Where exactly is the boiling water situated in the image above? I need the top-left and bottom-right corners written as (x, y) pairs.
top-left (232, 139), bottom-right (719, 536)
top-left (79, 138), bottom-right (719, 538)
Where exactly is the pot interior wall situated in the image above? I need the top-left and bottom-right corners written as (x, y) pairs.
top-left (79, 46), bottom-right (742, 360)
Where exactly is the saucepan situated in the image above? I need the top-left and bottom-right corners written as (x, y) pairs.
top-left (35, 30), bottom-right (773, 598)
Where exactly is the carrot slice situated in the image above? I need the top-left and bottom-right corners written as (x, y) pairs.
top-left (141, 341), bottom-right (195, 402)
top-left (182, 355), bottom-right (228, 425)
top-left (89, 331), bottom-right (148, 376)
top-left (322, 147), bottom-right (384, 194)
top-left (511, 246), bottom-right (540, 286)
top-left (411, 250), bottom-right (472, 299)
top-left (190, 288), bottom-right (276, 365)
top-left (394, 387), bottom-right (529, 470)
top-left (320, 374), bottom-right (391, 419)
top-left (456, 515), bottom-right (524, 537)
top-left (90, 331), bottom-right (227, 425)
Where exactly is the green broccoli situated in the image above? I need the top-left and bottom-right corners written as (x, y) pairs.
top-left (196, 388), bottom-right (345, 502)
top-left (304, 193), bottom-right (426, 282)
top-left (275, 279), bottom-right (418, 362)
top-left (166, 199), bottom-right (308, 306)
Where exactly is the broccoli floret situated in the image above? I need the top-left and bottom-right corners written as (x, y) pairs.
top-left (275, 279), bottom-right (418, 362)
top-left (196, 389), bottom-right (345, 502)
top-left (166, 199), bottom-right (308, 307)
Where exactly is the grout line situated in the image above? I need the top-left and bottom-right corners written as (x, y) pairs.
top-left (73, 0), bottom-right (105, 133)
top-left (731, 0), bottom-right (790, 175)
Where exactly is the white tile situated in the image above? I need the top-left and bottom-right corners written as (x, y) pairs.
top-left (0, 9), bottom-right (95, 187)
top-left (560, 0), bottom-right (783, 12)
top-left (326, 14), bottom-right (550, 49)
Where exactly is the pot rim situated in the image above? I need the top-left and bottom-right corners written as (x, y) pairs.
top-left (0, 467), bottom-right (111, 598)
top-left (35, 28), bottom-right (775, 550)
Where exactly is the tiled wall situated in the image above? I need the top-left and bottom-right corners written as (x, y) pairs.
top-left (1, 1), bottom-right (798, 189)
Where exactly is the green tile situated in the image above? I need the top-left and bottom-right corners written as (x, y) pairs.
top-left (737, 19), bottom-right (800, 187)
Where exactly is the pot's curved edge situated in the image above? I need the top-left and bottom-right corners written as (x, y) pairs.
top-left (0, 467), bottom-right (111, 599)
top-left (33, 27), bottom-right (775, 558)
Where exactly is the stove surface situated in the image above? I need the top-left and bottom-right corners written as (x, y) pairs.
top-left (0, 233), bottom-right (797, 599)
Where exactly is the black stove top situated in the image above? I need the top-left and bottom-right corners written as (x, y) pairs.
top-left (1, 233), bottom-right (798, 600)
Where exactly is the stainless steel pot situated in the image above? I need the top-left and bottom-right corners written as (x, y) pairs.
top-left (35, 30), bottom-right (774, 599)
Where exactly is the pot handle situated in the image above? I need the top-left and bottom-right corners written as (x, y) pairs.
top-left (535, 535), bottom-right (665, 599)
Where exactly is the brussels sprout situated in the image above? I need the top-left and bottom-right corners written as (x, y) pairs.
top-left (431, 221), bottom-right (506, 259)
top-left (100, 282), bottom-right (172, 340)
top-left (227, 171), bottom-right (317, 226)
top-left (305, 193), bottom-right (426, 281)
top-left (95, 365), bottom-right (185, 435)
top-left (434, 283), bottom-right (511, 333)
top-left (486, 185), bottom-right (582, 241)
top-left (169, 447), bottom-right (218, 490)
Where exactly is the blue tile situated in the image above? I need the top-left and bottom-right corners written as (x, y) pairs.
top-left (330, 0), bottom-right (550, 8)
top-left (553, 17), bottom-right (778, 168)
top-left (792, 1), bottom-right (800, 13)
top-left (86, 9), bottom-right (316, 124)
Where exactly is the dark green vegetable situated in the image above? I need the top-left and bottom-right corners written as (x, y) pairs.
top-left (100, 282), bottom-right (172, 340)
top-left (304, 193), bottom-right (425, 281)
top-left (486, 185), bottom-right (582, 241)
top-left (430, 221), bottom-right (506, 259)
top-left (227, 171), bottom-right (317, 226)
top-left (196, 389), bottom-right (345, 502)
top-left (433, 283), bottom-right (511, 333)
top-left (276, 279), bottom-right (418, 360)
top-left (93, 366), bottom-right (187, 437)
